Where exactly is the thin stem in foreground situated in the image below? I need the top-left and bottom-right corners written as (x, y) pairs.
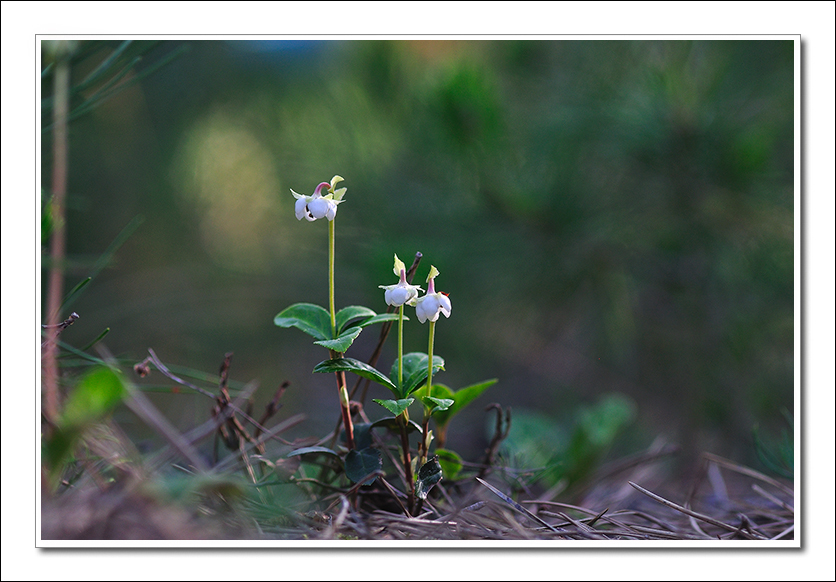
top-left (328, 219), bottom-right (337, 337)
top-left (43, 52), bottom-right (71, 424)
top-left (398, 305), bottom-right (404, 388)
top-left (420, 320), bottom-right (436, 464)
top-left (327, 218), bottom-right (354, 450)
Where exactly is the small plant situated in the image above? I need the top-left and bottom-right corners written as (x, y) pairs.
top-left (274, 175), bottom-right (495, 514)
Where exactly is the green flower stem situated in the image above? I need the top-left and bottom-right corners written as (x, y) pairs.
top-left (398, 412), bottom-right (415, 514)
top-left (398, 305), bottom-right (404, 389)
top-left (327, 218), bottom-right (354, 450)
top-left (396, 303), bottom-right (415, 513)
top-left (420, 320), bottom-right (436, 463)
top-left (328, 219), bottom-right (337, 337)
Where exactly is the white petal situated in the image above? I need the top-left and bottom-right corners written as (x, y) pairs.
top-left (438, 294), bottom-right (452, 318)
top-left (390, 287), bottom-right (410, 306)
top-left (308, 197), bottom-right (329, 219)
top-left (295, 197), bottom-right (309, 220)
top-left (415, 304), bottom-right (428, 323)
top-left (325, 200), bottom-right (337, 221)
top-left (384, 288), bottom-right (394, 305)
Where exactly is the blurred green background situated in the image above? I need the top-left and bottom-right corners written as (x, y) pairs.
top-left (41, 39), bottom-right (794, 473)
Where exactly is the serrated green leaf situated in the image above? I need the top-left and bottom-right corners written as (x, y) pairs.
top-left (436, 448), bottom-right (464, 480)
top-left (345, 448), bottom-right (382, 485)
top-left (314, 326), bottom-right (363, 352)
top-left (415, 455), bottom-right (443, 500)
top-left (335, 305), bottom-right (377, 334)
top-left (313, 358), bottom-right (397, 393)
top-left (274, 303), bottom-right (332, 341)
top-left (391, 353), bottom-right (445, 397)
top-left (372, 398), bottom-right (414, 416)
top-left (422, 396), bottom-right (454, 415)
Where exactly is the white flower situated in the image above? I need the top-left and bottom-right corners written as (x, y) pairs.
top-left (291, 176), bottom-right (346, 222)
top-left (414, 266), bottom-right (451, 323)
top-left (379, 254), bottom-right (422, 307)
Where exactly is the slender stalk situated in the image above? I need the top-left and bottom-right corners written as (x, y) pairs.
top-left (328, 219), bottom-right (337, 337)
top-left (43, 52), bottom-right (71, 424)
top-left (327, 218), bottom-right (354, 450)
top-left (420, 320), bottom-right (436, 464)
top-left (427, 320), bottom-right (436, 394)
top-left (397, 305), bottom-right (404, 387)
top-left (395, 302), bottom-right (415, 512)
top-left (399, 414), bottom-right (415, 514)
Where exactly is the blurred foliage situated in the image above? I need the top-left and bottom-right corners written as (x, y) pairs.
top-left (498, 393), bottom-right (637, 492)
top-left (41, 39), bottom-right (794, 468)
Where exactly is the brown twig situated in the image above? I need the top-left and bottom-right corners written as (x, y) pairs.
top-left (478, 404), bottom-right (511, 479)
top-left (43, 48), bottom-right (72, 425)
top-left (628, 481), bottom-right (768, 540)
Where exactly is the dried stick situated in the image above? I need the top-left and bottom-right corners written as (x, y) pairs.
top-left (43, 49), bottom-right (71, 424)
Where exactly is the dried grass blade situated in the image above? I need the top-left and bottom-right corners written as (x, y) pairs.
top-left (628, 481), bottom-right (767, 540)
top-left (475, 477), bottom-right (561, 533)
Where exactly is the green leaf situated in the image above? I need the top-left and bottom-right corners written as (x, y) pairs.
top-left (372, 398), bottom-right (414, 416)
top-left (314, 358), bottom-right (397, 394)
top-left (345, 448), bottom-right (382, 485)
top-left (335, 305), bottom-right (377, 334)
top-left (44, 366), bottom-right (127, 483)
top-left (431, 379), bottom-right (498, 430)
top-left (350, 423), bottom-right (374, 450)
top-left (436, 448), bottom-right (464, 480)
top-left (415, 455), bottom-right (443, 500)
top-left (287, 446), bottom-right (339, 459)
top-left (391, 352), bottom-right (445, 397)
top-left (274, 303), bottom-right (332, 341)
top-left (357, 313), bottom-right (403, 327)
top-left (314, 326), bottom-right (363, 353)
top-left (60, 366), bottom-right (127, 430)
top-left (370, 416), bottom-right (423, 434)
top-left (422, 396), bottom-right (454, 415)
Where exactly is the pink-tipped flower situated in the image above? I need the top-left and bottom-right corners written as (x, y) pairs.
top-left (291, 175), bottom-right (346, 222)
top-left (414, 265), bottom-right (451, 323)
top-left (379, 254), bottom-right (422, 307)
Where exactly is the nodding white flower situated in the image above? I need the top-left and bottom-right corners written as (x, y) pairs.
top-left (379, 254), bottom-right (422, 307)
top-left (291, 175), bottom-right (346, 222)
top-left (414, 265), bottom-right (452, 323)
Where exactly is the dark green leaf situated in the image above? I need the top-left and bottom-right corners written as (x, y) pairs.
top-left (436, 448), bottom-right (464, 480)
top-left (335, 305), bottom-right (377, 334)
top-left (314, 326), bottom-right (363, 353)
top-left (287, 446), bottom-right (339, 459)
top-left (372, 398), bottom-right (414, 416)
top-left (415, 455), bottom-right (443, 499)
top-left (345, 448), bottom-right (382, 485)
top-left (431, 379), bottom-right (498, 430)
top-left (370, 416), bottom-right (423, 434)
top-left (314, 358), bottom-right (397, 393)
top-left (422, 396), bottom-right (454, 415)
top-left (274, 303), bottom-right (332, 341)
top-left (390, 352), bottom-right (445, 397)
top-left (349, 422), bottom-right (373, 450)
top-left (357, 313), bottom-right (403, 327)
